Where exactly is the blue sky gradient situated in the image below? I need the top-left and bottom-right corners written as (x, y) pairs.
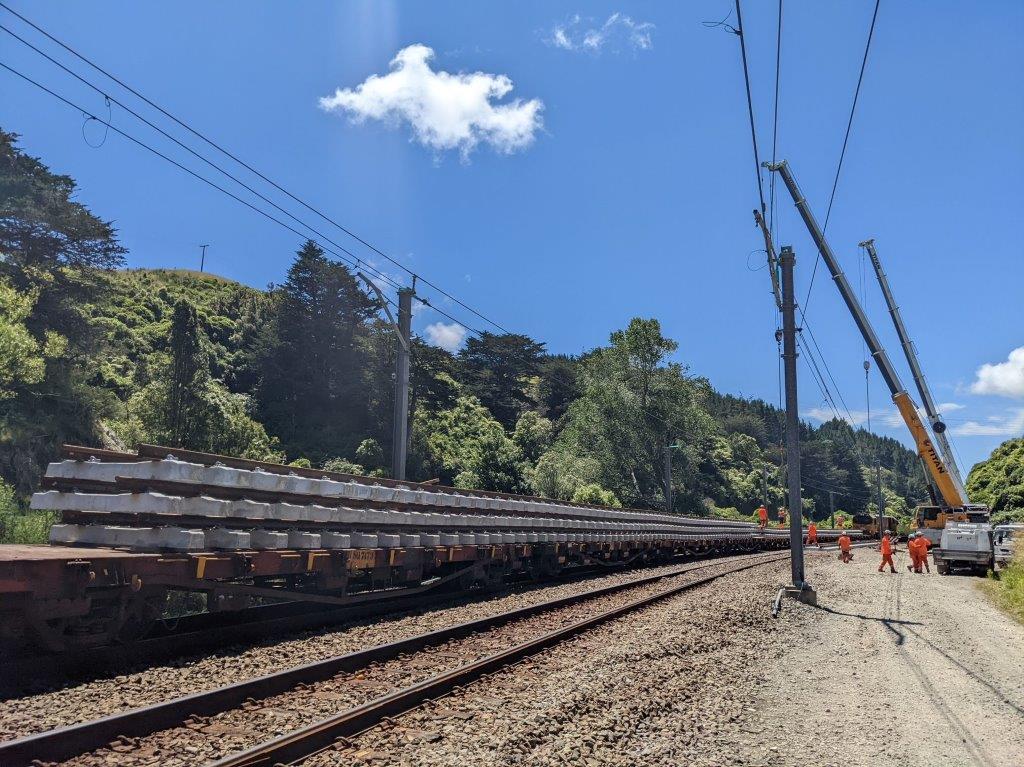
top-left (1, 1), bottom-right (1021, 471)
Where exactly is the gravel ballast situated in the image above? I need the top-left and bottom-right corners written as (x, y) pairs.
top-left (303, 560), bottom-right (794, 767)
top-left (0, 560), bottom-right (717, 741)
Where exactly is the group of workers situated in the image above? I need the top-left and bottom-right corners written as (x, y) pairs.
top-left (876, 530), bottom-right (931, 573)
top-left (906, 531), bottom-right (932, 573)
top-left (754, 504), bottom-right (932, 574)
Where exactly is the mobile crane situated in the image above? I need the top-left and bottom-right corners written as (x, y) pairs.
top-left (861, 240), bottom-right (989, 541)
top-left (762, 160), bottom-right (988, 544)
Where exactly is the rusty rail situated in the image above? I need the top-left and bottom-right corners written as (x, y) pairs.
top-left (210, 554), bottom-right (787, 766)
top-left (0, 552), bottom-right (786, 766)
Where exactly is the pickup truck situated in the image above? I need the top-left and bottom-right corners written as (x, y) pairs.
top-left (933, 522), bottom-right (994, 576)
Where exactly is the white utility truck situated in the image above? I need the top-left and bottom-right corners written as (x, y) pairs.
top-left (932, 522), bottom-right (994, 576)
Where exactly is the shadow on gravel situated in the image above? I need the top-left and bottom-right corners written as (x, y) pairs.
top-left (809, 603), bottom-right (924, 627)
top-left (902, 625), bottom-right (1024, 716)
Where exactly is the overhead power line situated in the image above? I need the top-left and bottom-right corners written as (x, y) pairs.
top-left (768, 0), bottom-right (783, 239)
top-left (0, 2), bottom-right (508, 336)
top-left (801, 0), bottom-right (882, 317)
top-left (733, 0), bottom-right (766, 215)
top-left (0, 59), bottom-right (488, 337)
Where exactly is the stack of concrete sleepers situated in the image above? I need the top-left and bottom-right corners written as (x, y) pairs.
top-left (32, 456), bottom-right (762, 553)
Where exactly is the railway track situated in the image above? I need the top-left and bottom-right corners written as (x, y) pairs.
top-left (0, 550), bottom-right (791, 767)
top-left (0, 556), bottom-right (701, 691)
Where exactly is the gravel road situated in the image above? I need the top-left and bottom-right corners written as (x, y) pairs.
top-left (0, 559), bottom-right (729, 742)
top-left (749, 546), bottom-right (1024, 767)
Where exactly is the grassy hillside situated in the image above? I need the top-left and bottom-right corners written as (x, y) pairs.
top-left (968, 437), bottom-right (1024, 524)
top-left (91, 268), bottom-right (267, 401)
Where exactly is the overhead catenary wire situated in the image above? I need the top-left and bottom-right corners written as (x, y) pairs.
top-left (768, 0), bottom-right (783, 240)
top-left (0, 25), bottom-right (397, 286)
top-left (733, 0), bottom-right (767, 215)
top-left (0, 58), bottom-right (488, 338)
top-left (0, 1), bottom-right (510, 336)
top-left (801, 0), bottom-right (882, 318)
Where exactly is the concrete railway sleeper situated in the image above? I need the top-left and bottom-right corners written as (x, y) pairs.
top-left (1, 444), bottom-right (848, 656)
top-left (0, 551), bottom-right (790, 766)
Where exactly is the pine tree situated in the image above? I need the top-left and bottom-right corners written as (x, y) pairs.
top-left (165, 300), bottom-right (211, 446)
top-left (256, 241), bottom-right (376, 461)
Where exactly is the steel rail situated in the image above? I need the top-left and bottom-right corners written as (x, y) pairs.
top-left (209, 554), bottom-right (790, 767)
top-left (0, 552), bottom-right (786, 766)
top-left (0, 555), bottom-right (693, 682)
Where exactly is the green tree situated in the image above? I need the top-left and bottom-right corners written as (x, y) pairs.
top-left (0, 278), bottom-right (46, 396)
top-left (535, 318), bottom-right (715, 510)
top-left (118, 299), bottom-right (280, 460)
top-left (459, 332), bottom-right (545, 430)
top-left (968, 437), bottom-right (1024, 521)
top-left (256, 241), bottom-right (376, 463)
top-left (512, 411), bottom-right (554, 463)
top-left (537, 355), bottom-right (580, 421)
top-left (0, 130), bottom-right (125, 491)
top-left (412, 394), bottom-right (526, 492)
top-left (165, 300), bottom-right (210, 446)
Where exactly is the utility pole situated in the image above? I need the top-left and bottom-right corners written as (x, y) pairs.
top-left (829, 490), bottom-right (836, 529)
top-left (762, 463), bottom-right (769, 512)
top-left (876, 465), bottom-right (885, 537)
top-left (392, 287), bottom-right (413, 480)
top-left (780, 245), bottom-right (812, 601)
top-left (199, 244), bottom-right (209, 272)
top-left (357, 275), bottom-right (414, 481)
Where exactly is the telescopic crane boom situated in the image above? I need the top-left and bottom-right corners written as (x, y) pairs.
top-left (860, 239), bottom-right (969, 500)
top-left (765, 160), bottom-right (967, 510)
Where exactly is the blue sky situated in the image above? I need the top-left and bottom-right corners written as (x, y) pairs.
top-left (1, 1), bottom-right (1021, 472)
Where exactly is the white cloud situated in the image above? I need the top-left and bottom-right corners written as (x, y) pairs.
top-left (546, 12), bottom-right (655, 53)
top-left (424, 321), bottom-right (467, 352)
top-left (970, 346), bottom-right (1024, 399)
top-left (950, 408), bottom-right (1024, 437)
top-left (937, 402), bottom-right (965, 412)
top-left (319, 44), bottom-right (543, 159)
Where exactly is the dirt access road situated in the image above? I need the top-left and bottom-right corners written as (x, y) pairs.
top-left (752, 545), bottom-right (1024, 767)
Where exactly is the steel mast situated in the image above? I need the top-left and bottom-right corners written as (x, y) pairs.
top-left (860, 239), bottom-right (968, 500)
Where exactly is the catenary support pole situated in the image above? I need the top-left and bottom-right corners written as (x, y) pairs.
top-left (876, 465), bottom-right (885, 538)
top-left (664, 446), bottom-right (673, 513)
top-left (392, 287), bottom-right (413, 480)
top-left (762, 463), bottom-right (770, 512)
top-left (829, 490), bottom-right (835, 529)
top-left (780, 246), bottom-right (805, 588)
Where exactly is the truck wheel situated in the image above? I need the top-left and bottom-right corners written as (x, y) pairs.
top-left (936, 562), bottom-right (949, 575)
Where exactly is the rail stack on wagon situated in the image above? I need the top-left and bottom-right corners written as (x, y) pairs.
top-left (0, 443), bottom-right (855, 654)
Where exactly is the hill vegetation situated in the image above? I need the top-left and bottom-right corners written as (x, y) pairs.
top-left (0, 129), bottom-right (933, 541)
top-left (967, 437), bottom-right (1024, 524)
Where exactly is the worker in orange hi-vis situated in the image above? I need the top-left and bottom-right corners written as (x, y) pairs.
top-left (838, 532), bottom-right (853, 563)
top-left (757, 505), bottom-right (768, 530)
top-left (806, 522), bottom-right (818, 546)
top-left (906, 533), bottom-right (922, 573)
top-left (916, 534), bottom-right (932, 574)
top-left (878, 531), bottom-right (897, 573)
